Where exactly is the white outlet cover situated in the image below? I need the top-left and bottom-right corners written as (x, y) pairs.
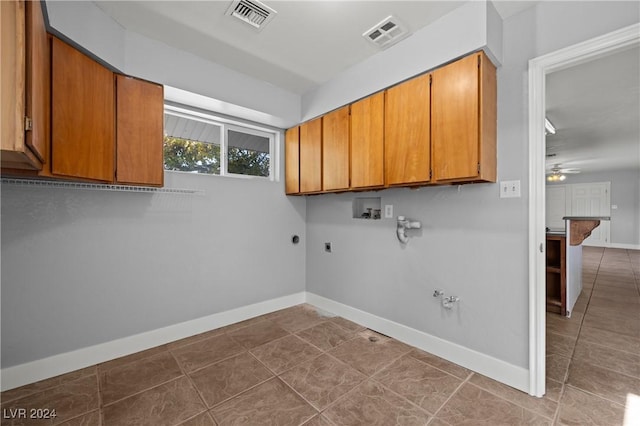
top-left (384, 205), bottom-right (393, 218)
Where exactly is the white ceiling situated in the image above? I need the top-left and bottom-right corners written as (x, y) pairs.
top-left (92, 1), bottom-right (638, 175)
top-left (546, 46), bottom-right (640, 174)
top-left (93, 0), bottom-right (537, 95)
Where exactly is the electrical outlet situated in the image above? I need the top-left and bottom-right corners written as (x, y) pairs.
top-left (500, 180), bottom-right (521, 198)
top-left (384, 205), bottom-right (393, 218)
top-left (324, 242), bottom-right (332, 253)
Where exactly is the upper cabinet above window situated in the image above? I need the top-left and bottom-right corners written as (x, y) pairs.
top-left (50, 37), bottom-right (165, 186)
top-left (1, 5), bottom-right (165, 188)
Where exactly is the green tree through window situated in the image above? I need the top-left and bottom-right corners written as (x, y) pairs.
top-left (228, 147), bottom-right (270, 177)
top-left (163, 136), bottom-right (220, 174)
top-left (163, 136), bottom-right (270, 177)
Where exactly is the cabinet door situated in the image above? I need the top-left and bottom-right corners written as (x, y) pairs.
top-left (432, 52), bottom-right (495, 182)
top-left (52, 37), bottom-right (115, 182)
top-left (351, 92), bottom-right (384, 189)
top-left (1, 0), bottom-right (26, 162)
top-left (299, 117), bottom-right (322, 193)
top-left (284, 126), bottom-right (300, 194)
top-left (432, 53), bottom-right (478, 181)
top-left (385, 73), bottom-right (431, 185)
top-left (116, 75), bottom-right (164, 186)
top-left (24, 0), bottom-right (48, 163)
top-left (322, 105), bottom-right (349, 191)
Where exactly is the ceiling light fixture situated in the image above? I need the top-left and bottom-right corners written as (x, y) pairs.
top-left (546, 170), bottom-right (566, 182)
top-left (545, 117), bottom-right (556, 135)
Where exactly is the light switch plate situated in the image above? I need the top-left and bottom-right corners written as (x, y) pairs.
top-left (500, 180), bottom-right (521, 198)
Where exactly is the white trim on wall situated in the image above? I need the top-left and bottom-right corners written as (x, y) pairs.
top-left (528, 23), bottom-right (640, 397)
top-left (0, 293), bottom-right (305, 392)
top-left (2, 291), bottom-right (529, 394)
top-left (307, 293), bottom-right (529, 393)
top-left (584, 242), bottom-right (640, 250)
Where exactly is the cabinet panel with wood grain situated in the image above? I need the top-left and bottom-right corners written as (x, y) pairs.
top-left (51, 37), bottom-right (115, 182)
top-left (116, 74), bottom-right (164, 186)
top-left (432, 51), bottom-right (496, 183)
top-left (1, 0), bottom-right (48, 171)
top-left (351, 92), bottom-right (384, 189)
top-left (385, 73), bottom-right (431, 186)
top-left (322, 105), bottom-right (350, 191)
top-left (299, 117), bottom-right (322, 193)
top-left (285, 126), bottom-right (300, 194)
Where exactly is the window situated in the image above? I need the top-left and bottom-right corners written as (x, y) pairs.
top-left (163, 105), bottom-right (276, 179)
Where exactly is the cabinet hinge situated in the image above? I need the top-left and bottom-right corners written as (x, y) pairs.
top-left (24, 116), bottom-right (33, 132)
top-left (477, 163), bottom-right (481, 174)
top-left (429, 74), bottom-right (432, 85)
top-left (429, 169), bottom-right (433, 179)
top-left (478, 55), bottom-right (481, 68)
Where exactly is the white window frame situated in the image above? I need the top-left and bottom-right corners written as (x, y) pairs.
top-left (224, 124), bottom-right (275, 180)
top-left (164, 104), bottom-right (278, 181)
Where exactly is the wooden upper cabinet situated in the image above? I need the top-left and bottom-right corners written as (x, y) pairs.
top-left (385, 73), bottom-right (431, 186)
top-left (284, 126), bottom-right (300, 194)
top-left (431, 51), bottom-right (496, 183)
top-left (322, 105), bottom-right (350, 191)
top-left (52, 37), bottom-right (115, 182)
top-left (1, 0), bottom-right (48, 171)
top-left (116, 75), bottom-right (164, 186)
top-left (24, 0), bottom-right (48, 164)
top-left (299, 117), bottom-right (322, 193)
top-left (351, 91), bottom-right (384, 189)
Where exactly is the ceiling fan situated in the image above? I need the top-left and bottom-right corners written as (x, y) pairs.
top-left (546, 164), bottom-right (580, 182)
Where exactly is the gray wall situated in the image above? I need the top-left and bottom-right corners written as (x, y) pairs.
top-left (305, 1), bottom-right (639, 369)
top-left (549, 169), bottom-right (640, 245)
top-left (1, 171), bottom-right (306, 367)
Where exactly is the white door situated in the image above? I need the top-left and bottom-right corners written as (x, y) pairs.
top-left (546, 185), bottom-right (567, 231)
top-left (571, 182), bottom-right (611, 245)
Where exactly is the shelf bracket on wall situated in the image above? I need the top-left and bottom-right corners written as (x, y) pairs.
top-left (0, 178), bottom-right (205, 195)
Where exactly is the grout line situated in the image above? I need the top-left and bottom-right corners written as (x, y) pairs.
top-left (100, 375), bottom-right (186, 409)
top-left (407, 351), bottom-right (472, 381)
top-left (551, 380), bottom-right (567, 424)
top-left (96, 366), bottom-right (105, 425)
top-left (430, 371), bottom-right (473, 421)
top-left (169, 350), bottom-right (211, 418)
top-left (562, 383), bottom-right (629, 408)
top-left (0, 368), bottom-right (97, 405)
top-left (369, 376), bottom-right (434, 416)
top-left (466, 380), bottom-right (556, 421)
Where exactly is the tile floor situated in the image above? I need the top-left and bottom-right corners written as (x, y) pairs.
top-left (1, 247), bottom-right (638, 425)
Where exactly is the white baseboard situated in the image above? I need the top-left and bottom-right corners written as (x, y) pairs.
top-left (0, 292), bottom-right (305, 392)
top-left (583, 242), bottom-right (640, 250)
top-left (305, 292), bottom-right (530, 394)
top-left (2, 291), bottom-right (530, 395)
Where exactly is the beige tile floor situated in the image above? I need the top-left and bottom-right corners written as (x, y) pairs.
top-left (1, 247), bottom-right (638, 425)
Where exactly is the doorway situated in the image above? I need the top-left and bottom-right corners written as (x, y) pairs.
top-left (527, 23), bottom-right (640, 397)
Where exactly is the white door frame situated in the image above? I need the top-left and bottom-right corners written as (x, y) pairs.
top-left (528, 23), bottom-right (640, 397)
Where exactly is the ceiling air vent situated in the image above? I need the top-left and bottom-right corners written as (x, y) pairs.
top-left (226, 0), bottom-right (277, 31)
top-left (363, 15), bottom-right (410, 49)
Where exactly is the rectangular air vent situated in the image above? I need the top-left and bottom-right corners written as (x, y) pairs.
top-left (226, 0), bottom-right (277, 31)
top-left (363, 15), bottom-right (410, 49)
